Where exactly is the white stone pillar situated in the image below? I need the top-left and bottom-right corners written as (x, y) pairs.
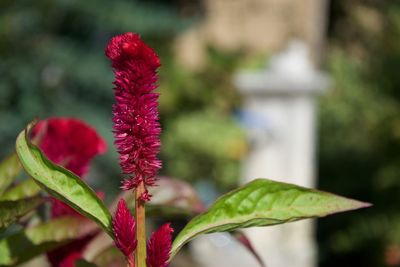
top-left (233, 41), bottom-right (330, 267)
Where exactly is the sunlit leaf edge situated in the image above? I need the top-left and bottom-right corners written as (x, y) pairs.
top-left (15, 122), bottom-right (113, 237)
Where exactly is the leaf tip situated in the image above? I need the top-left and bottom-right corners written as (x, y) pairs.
top-left (330, 196), bottom-right (372, 215)
top-left (356, 200), bottom-right (373, 209)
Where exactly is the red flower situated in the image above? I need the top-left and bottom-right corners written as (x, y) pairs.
top-left (113, 199), bottom-right (137, 257)
top-left (32, 118), bottom-right (107, 177)
top-left (33, 118), bottom-right (107, 218)
top-left (105, 32), bottom-right (161, 198)
top-left (146, 223), bottom-right (174, 267)
top-left (58, 252), bottom-right (81, 267)
top-left (50, 198), bottom-right (79, 218)
top-left (31, 118), bottom-right (107, 267)
top-left (47, 236), bottom-right (93, 267)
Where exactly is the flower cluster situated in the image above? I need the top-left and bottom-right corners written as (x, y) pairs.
top-left (107, 33), bottom-right (175, 267)
top-left (32, 118), bottom-right (107, 267)
top-left (27, 33), bottom-right (174, 267)
top-left (34, 34), bottom-right (173, 266)
top-left (105, 32), bottom-right (162, 199)
top-left (113, 199), bottom-right (174, 267)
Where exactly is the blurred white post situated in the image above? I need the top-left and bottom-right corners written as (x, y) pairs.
top-left (232, 40), bottom-right (330, 267)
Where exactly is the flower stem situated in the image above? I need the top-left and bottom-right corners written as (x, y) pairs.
top-left (135, 181), bottom-right (147, 267)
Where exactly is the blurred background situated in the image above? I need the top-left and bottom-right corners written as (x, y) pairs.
top-left (0, 0), bottom-right (399, 266)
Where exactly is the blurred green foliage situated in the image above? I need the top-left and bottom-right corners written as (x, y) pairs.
top-left (0, 0), bottom-right (244, 201)
top-left (318, 1), bottom-right (400, 266)
top-left (4, 0), bottom-right (399, 265)
top-left (163, 110), bottom-right (246, 189)
top-left (159, 47), bottom-right (245, 189)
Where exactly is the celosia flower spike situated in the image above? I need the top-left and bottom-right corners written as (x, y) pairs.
top-left (146, 223), bottom-right (174, 267)
top-left (32, 118), bottom-right (107, 267)
top-left (105, 32), bottom-right (162, 198)
top-left (32, 118), bottom-right (107, 177)
top-left (113, 199), bottom-right (137, 257)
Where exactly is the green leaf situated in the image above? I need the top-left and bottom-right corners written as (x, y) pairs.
top-left (0, 216), bottom-right (97, 266)
top-left (0, 153), bottom-right (22, 195)
top-left (15, 123), bottom-right (113, 236)
top-left (0, 179), bottom-right (41, 201)
top-left (171, 178), bottom-right (370, 258)
top-left (0, 196), bottom-right (44, 231)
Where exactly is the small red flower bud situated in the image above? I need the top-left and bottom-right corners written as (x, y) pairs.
top-left (113, 199), bottom-right (137, 257)
top-left (146, 223), bottom-right (174, 267)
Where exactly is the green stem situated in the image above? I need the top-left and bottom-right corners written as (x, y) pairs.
top-left (135, 182), bottom-right (147, 267)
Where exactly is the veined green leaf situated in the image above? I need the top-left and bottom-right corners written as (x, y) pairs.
top-left (0, 216), bottom-right (97, 266)
top-left (171, 178), bottom-right (370, 258)
top-left (0, 153), bottom-right (22, 195)
top-left (0, 196), bottom-right (44, 231)
top-left (15, 123), bottom-right (113, 236)
top-left (0, 179), bottom-right (41, 201)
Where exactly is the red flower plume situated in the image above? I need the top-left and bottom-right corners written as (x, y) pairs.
top-left (105, 32), bottom-right (161, 199)
top-left (113, 199), bottom-right (137, 257)
top-left (32, 117), bottom-right (107, 177)
top-left (31, 118), bottom-right (107, 267)
top-left (146, 223), bottom-right (174, 267)
top-left (32, 117), bottom-right (107, 218)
